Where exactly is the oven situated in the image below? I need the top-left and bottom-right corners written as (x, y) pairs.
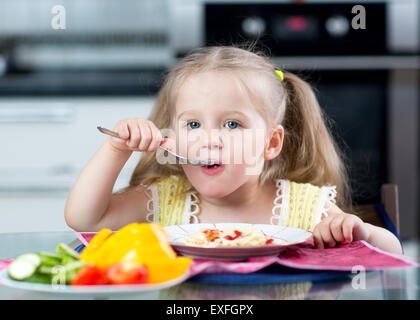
top-left (169, 0), bottom-right (420, 239)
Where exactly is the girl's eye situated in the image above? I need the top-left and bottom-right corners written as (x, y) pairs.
top-left (187, 121), bottom-right (200, 129)
top-left (224, 121), bottom-right (240, 129)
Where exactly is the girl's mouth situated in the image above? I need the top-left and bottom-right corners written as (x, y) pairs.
top-left (200, 162), bottom-right (224, 175)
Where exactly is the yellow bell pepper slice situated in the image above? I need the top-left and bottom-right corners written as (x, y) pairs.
top-left (79, 222), bottom-right (192, 281)
top-left (80, 228), bottom-right (112, 261)
top-left (145, 257), bottom-right (192, 283)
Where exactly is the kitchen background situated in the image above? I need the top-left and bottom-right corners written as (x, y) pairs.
top-left (0, 0), bottom-right (419, 242)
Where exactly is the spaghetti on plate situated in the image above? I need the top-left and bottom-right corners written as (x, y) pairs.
top-left (184, 226), bottom-right (283, 247)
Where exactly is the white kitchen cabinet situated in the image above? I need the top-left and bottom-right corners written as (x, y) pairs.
top-left (0, 96), bottom-right (155, 233)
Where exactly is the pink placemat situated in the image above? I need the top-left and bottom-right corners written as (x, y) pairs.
top-left (2, 236), bottom-right (417, 286)
top-left (0, 259), bottom-right (12, 270)
top-left (76, 231), bottom-right (115, 246)
top-left (75, 232), bottom-right (418, 275)
top-left (188, 241), bottom-right (418, 277)
top-left (0, 259), bottom-right (13, 286)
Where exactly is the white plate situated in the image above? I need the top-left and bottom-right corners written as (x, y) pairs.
top-left (165, 223), bottom-right (312, 261)
top-left (0, 268), bottom-right (189, 298)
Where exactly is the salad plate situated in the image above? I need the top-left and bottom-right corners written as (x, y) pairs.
top-left (165, 223), bottom-right (312, 261)
top-left (0, 268), bottom-right (189, 297)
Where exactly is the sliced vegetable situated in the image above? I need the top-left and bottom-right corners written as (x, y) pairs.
top-left (8, 223), bottom-right (192, 287)
top-left (106, 262), bottom-right (148, 285)
top-left (56, 243), bottom-right (80, 260)
top-left (62, 260), bottom-right (85, 272)
top-left (143, 257), bottom-right (191, 284)
top-left (50, 260), bottom-right (86, 284)
top-left (61, 255), bottom-right (77, 266)
top-left (37, 265), bottom-right (55, 275)
top-left (8, 253), bottom-right (41, 281)
top-left (24, 273), bottom-right (52, 284)
top-left (36, 251), bottom-right (62, 266)
top-left (80, 223), bottom-right (179, 269)
top-left (8, 242), bottom-right (85, 285)
top-left (71, 264), bottom-right (108, 286)
top-left (63, 261), bottom-right (86, 284)
top-left (17, 253), bottom-right (41, 266)
top-left (79, 223), bottom-right (192, 284)
top-left (79, 228), bottom-right (112, 260)
top-left (37, 260), bottom-right (86, 284)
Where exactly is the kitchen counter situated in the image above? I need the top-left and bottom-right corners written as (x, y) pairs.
top-left (0, 69), bottom-right (164, 96)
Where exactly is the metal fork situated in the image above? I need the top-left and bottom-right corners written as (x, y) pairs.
top-left (97, 126), bottom-right (215, 166)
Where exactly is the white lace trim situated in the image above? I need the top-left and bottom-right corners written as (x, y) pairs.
top-left (142, 182), bottom-right (200, 225)
top-left (183, 190), bottom-right (200, 224)
top-left (141, 183), bottom-right (160, 223)
top-left (314, 184), bottom-right (337, 225)
top-left (271, 179), bottom-right (337, 227)
top-left (271, 179), bottom-right (290, 225)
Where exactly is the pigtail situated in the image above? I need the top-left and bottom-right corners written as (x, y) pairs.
top-left (261, 71), bottom-right (353, 212)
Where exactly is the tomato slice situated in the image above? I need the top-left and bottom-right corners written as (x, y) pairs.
top-left (106, 262), bottom-right (148, 285)
top-left (71, 264), bottom-right (108, 286)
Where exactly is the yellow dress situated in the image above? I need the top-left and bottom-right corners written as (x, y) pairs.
top-left (142, 175), bottom-right (337, 232)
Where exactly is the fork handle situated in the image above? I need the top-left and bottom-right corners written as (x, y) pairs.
top-left (97, 126), bottom-right (122, 139)
top-left (96, 126), bottom-right (212, 166)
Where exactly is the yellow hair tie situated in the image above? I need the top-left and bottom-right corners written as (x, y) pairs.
top-left (275, 69), bottom-right (284, 81)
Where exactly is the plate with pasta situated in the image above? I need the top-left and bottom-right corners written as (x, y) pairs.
top-left (164, 223), bottom-right (312, 261)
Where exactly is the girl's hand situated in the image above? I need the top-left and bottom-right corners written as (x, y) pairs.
top-left (312, 212), bottom-right (372, 249)
top-left (107, 118), bottom-right (174, 153)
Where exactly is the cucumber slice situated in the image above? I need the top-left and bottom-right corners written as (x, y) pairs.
top-left (18, 253), bottom-right (41, 266)
top-left (37, 251), bottom-right (61, 259)
top-left (36, 252), bottom-right (62, 267)
top-left (38, 265), bottom-right (56, 275)
top-left (25, 273), bottom-right (52, 284)
top-left (61, 255), bottom-right (77, 266)
top-left (8, 253), bottom-right (41, 281)
top-left (56, 243), bottom-right (80, 260)
top-left (63, 260), bottom-right (85, 271)
top-left (44, 261), bottom-right (85, 284)
top-left (39, 261), bottom-right (85, 279)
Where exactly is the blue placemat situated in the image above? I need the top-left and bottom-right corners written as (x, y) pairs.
top-left (75, 244), bottom-right (85, 254)
top-left (188, 264), bottom-right (351, 284)
top-left (73, 244), bottom-right (351, 284)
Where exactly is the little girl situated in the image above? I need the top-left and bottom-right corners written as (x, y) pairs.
top-left (65, 46), bottom-right (402, 254)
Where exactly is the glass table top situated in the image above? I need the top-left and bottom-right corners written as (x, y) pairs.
top-left (0, 231), bottom-right (418, 300)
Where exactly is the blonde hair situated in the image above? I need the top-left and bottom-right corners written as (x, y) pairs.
top-left (123, 45), bottom-right (353, 211)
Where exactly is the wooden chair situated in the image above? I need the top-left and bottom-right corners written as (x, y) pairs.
top-left (353, 184), bottom-right (400, 235)
top-left (353, 184), bottom-right (407, 300)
